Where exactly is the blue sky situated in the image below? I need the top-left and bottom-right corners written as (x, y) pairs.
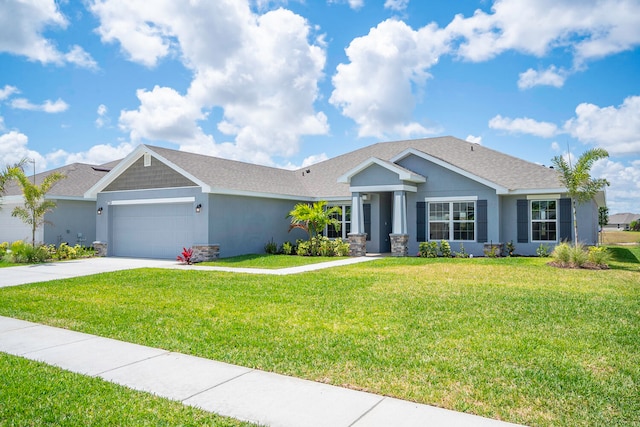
top-left (0, 0), bottom-right (639, 213)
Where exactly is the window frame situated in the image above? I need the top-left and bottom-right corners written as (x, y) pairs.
top-left (426, 199), bottom-right (477, 242)
top-left (530, 199), bottom-right (558, 242)
top-left (326, 204), bottom-right (351, 239)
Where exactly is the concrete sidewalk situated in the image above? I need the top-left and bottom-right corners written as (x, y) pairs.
top-left (0, 255), bottom-right (380, 288)
top-left (0, 316), bottom-right (525, 427)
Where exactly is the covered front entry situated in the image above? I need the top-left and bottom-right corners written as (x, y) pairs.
top-left (110, 201), bottom-right (195, 259)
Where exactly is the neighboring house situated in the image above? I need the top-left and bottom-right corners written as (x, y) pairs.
top-left (83, 136), bottom-right (604, 259)
top-left (604, 213), bottom-right (640, 231)
top-left (0, 162), bottom-right (114, 245)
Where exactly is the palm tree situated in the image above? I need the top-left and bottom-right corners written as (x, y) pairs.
top-left (552, 148), bottom-right (609, 246)
top-left (288, 200), bottom-right (342, 255)
top-left (9, 167), bottom-right (66, 246)
top-left (0, 158), bottom-right (27, 210)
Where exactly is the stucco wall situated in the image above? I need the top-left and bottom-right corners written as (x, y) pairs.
top-left (398, 155), bottom-right (498, 257)
top-left (44, 199), bottom-right (97, 246)
top-left (0, 200), bottom-right (39, 243)
top-left (208, 194), bottom-right (307, 258)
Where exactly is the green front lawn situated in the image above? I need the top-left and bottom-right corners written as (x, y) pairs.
top-left (0, 353), bottom-right (256, 426)
top-left (0, 255), bottom-right (638, 427)
top-left (198, 254), bottom-right (348, 269)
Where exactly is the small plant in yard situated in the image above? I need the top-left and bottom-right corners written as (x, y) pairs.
top-left (418, 241), bottom-right (439, 258)
top-left (454, 243), bottom-right (469, 258)
top-left (4, 240), bottom-right (50, 263)
top-left (176, 247), bottom-right (194, 265)
top-left (506, 240), bottom-right (516, 257)
top-left (264, 238), bottom-right (278, 254)
top-left (536, 243), bottom-right (551, 257)
top-left (440, 240), bottom-right (451, 257)
top-left (484, 242), bottom-right (500, 258)
top-left (588, 246), bottom-right (611, 267)
top-left (280, 241), bottom-right (294, 255)
top-left (551, 242), bottom-right (610, 269)
top-left (0, 242), bottom-right (8, 258)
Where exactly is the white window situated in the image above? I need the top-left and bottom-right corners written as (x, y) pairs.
top-left (531, 200), bottom-right (557, 241)
top-left (428, 201), bottom-right (475, 241)
top-left (327, 205), bottom-right (351, 239)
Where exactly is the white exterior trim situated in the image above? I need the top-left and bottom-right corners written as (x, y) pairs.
top-left (527, 194), bottom-right (561, 200)
top-left (109, 197), bottom-right (195, 206)
top-left (338, 157), bottom-right (426, 184)
top-left (84, 145), bottom-right (211, 199)
top-left (350, 184), bottom-right (418, 193)
top-left (392, 148), bottom-right (509, 194)
top-left (424, 196), bottom-right (478, 202)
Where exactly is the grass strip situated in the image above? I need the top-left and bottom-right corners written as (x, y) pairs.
top-left (198, 254), bottom-right (348, 269)
top-left (0, 353), bottom-right (256, 427)
top-left (0, 256), bottom-right (638, 427)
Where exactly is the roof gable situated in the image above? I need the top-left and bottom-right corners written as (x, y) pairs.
top-left (85, 145), bottom-right (210, 198)
top-left (338, 157), bottom-right (426, 185)
top-left (104, 155), bottom-right (198, 192)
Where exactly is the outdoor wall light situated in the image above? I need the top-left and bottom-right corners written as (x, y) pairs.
top-left (195, 204), bottom-right (202, 213)
top-left (97, 207), bottom-right (103, 215)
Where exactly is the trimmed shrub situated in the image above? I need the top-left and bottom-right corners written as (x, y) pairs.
top-left (418, 241), bottom-right (439, 258)
top-left (440, 240), bottom-right (451, 258)
top-left (280, 241), bottom-right (294, 255)
top-left (0, 242), bottom-right (8, 258)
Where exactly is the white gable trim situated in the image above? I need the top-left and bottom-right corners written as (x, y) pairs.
top-left (337, 157), bottom-right (426, 184)
top-left (84, 145), bottom-right (211, 198)
top-left (391, 148), bottom-right (509, 194)
top-left (350, 184), bottom-right (418, 193)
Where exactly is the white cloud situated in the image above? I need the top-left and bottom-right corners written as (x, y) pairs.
top-left (330, 19), bottom-right (450, 139)
top-left (328, 0), bottom-right (364, 10)
top-left (90, 1), bottom-right (328, 165)
top-left (446, 0), bottom-right (640, 65)
top-left (518, 66), bottom-right (567, 89)
top-left (466, 135), bottom-right (482, 145)
top-left (564, 95), bottom-right (640, 155)
top-left (10, 98), bottom-right (69, 113)
top-left (49, 142), bottom-right (135, 166)
top-left (0, 131), bottom-right (47, 171)
top-left (0, 0), bottom-right (96, 68)
top-left (384, 0), bottom-right (409, 11)
top-left (0, 85), bottom-right (19, 101)
top-left (488, 115), bottom-right (558, 138)
top-left (95, 104), bottom-right (110, 128)
top-left (592, 159), bottom-right (640, 214)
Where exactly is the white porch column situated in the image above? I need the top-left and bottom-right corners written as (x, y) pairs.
top-left (392, 190), bottom-right (408, 234)
top-left (351, 192), bottom-right (365, 234)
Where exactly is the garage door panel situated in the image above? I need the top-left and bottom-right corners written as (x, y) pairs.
top-left (112, 203), bottom-right (194, 259)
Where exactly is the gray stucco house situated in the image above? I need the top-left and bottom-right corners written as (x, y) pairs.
top-left (0, 162), bottom-right (114, 246)
top-left (1, 136), bottom-right (605, 259)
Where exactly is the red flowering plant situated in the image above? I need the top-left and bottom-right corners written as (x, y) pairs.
top-left (176, 247), bottom-right (194, 265)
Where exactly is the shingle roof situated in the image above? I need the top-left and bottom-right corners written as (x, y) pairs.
top-left (3, 163), bottom-right (114, 198)
top-left (147, 136), bottom-right (563, 198)
top-left (8, 136), bottom-right (564, 200)
top-left (290, 136), bottom-right (563, 197)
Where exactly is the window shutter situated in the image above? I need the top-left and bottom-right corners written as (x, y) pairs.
top-left (417, 201), bottom-right (426, 242)
top-left (559, 198), bottom-right (572, 242)
top-left (517, 199), bottom-right (529, 243)
top-left (477, 200), bottom-right (488, 243)
top-left (364, 203), bottom-right (371, 241)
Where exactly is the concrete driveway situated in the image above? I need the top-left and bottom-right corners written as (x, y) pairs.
top-left (0, 257), bottom-right (179, 288)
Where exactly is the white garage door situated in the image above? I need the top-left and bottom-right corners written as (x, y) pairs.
top-left (111, 202), bottom-right (194, 259)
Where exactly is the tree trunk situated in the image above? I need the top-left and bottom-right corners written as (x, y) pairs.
top-left (572, 199), bottom-right (579, 246)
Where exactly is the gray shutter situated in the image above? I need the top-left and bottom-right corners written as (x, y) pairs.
top-left (417, 202), bottom-right (426, 242)
top-left (559, 198), bottom-right (572, 242)
top-left (517, 199), bottom-right (529, 243)
top-left (477, 200), bottom-right (488, 243)
top-left (364, 203), bottom-right (371, 241)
